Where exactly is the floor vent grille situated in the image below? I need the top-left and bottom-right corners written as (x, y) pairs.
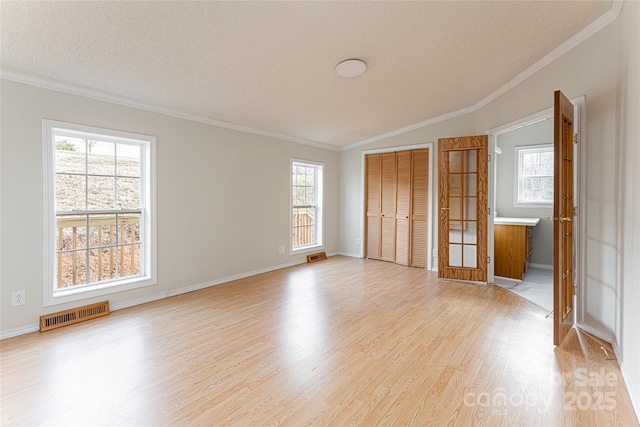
top-left (40, 301), bottom-right (110, 332)
top-left (307, 252), bottom-right (327, 263)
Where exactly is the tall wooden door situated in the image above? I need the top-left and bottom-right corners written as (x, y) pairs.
top-left (553, 90), bottom-right (575, 346)
top-left (438, 136), bottom-right (488, 282)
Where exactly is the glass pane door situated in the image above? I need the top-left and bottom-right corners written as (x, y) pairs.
top-left (447, 149), bottom-right (478, 268)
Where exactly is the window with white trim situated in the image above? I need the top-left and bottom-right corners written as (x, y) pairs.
top-left (516, 145), bottom-right (553, 206)
top-left (43, 120), bottom-right (156, 305)
top-left (291, 160), bottom-right (323, 251)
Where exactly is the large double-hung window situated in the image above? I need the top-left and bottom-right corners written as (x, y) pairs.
top-left (291, 160), bottom-right (323, 252)
top-left (43, 120), bottom-right (156, 305)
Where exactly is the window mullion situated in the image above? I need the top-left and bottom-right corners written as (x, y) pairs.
top-left (84, 138), bottom-right (89, 212)
top-left (85, 214), bottom-right (90, 285)
top-left (115, 212), bottom-right (119, 279)
top-left (114, 143), bottom-right (118, 210)
top-left (84, 139), bottom-right (90, 286)
top-left (57, 209), bottom-right (141, 216)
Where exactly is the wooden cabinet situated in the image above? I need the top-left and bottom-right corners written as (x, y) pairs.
top-left (366, 149), bottom-right (429, 268)
top-left (494, 224), bottom-right (532, 280)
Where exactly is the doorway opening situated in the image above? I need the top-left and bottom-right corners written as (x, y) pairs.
top-left (487, 96), bottom-right (585, 327)
top-left (492, 115), bottom-right (554, 311)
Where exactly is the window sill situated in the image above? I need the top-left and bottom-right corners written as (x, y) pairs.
top-left (45, 275), bottom-right (157, 307)
top-left (290, 244), bottom-right (324, 256)
top-left (514, 202), bottom-right (553, 209)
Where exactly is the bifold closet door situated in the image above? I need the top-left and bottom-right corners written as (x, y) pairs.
top-left (380, 153), bottom-right (396, 262)
top-left (410, 149), bottom-right (429, 268)
top-left (366, 149), bottom-right (429, 267)
top-left (366, 154), bottom-right (381, 260)
top-left (395, 151), bottom-right (411, 265)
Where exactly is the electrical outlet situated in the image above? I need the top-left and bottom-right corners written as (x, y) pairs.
top-left (433, 249), bottom-right (438, 257)
top-left (11, 290), bottom-right (25, 307)
top-left (355, 238), bottom-right (361, 246)
top-left (278, 245), bottom-right (285, 254)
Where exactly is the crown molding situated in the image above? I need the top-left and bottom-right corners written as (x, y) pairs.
top-left (0, 69), bottom-right (339, 152)
top-left (471, 0), bottom-right (623, 112)
top-left (340, 0), bottom-right (622, 151)
top-left (339, 106), bottom-right (476, 151)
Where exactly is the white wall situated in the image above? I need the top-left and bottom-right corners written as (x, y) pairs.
top-left (495, 119), bottom-right (554, 267)
top-left (615, 0), bottom-right (640, 418)
top-left (0, 80), bottom-right (340, 335)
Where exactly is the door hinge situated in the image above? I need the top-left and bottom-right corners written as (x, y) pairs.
top-left (487, 256), bottom-right (491, 264)
top-left (573, 206), bottom-right (577, 217)
top-left (573, 134), bottom-right (578, 144)
top-left (488, 154), bottom-right (492, 163)
top-left (488, 207), bottom-right (491, 215)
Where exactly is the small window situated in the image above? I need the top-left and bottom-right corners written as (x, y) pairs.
top-left (515, 145), bottom-right (553, 206)
top-left (291, 160), bottom-right (323, 252)
top-left (43, 120), bottom-right (156, 306)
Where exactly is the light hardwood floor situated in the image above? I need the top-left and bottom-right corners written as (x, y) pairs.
top-left (1, 256), bottom-right (638, 426)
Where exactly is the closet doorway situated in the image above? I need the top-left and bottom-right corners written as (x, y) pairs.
top-left (364, 147), bottom-right (432, 269)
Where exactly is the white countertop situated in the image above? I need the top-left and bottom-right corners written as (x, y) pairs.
top-left (494, 217), bottom-right (541, 226)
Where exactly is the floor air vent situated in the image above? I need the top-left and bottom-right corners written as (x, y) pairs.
top-left (307, 252), bottom-right (327, 263)
top-left (40, 301), bottom-right (110, 332)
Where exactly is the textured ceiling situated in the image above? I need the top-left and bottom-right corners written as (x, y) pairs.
top-left (1, 1), bottom-right (613, 148)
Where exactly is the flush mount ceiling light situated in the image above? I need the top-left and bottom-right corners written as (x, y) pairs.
top-left (335, 59), bottom-right (367, 78)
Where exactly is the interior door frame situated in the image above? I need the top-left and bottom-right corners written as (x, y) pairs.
top-left (437, 136), bottom-right (489, 282)
top-left (360, 143), bottom-right (434, 270)
top-left (485, 95), bottom-right (587, 329)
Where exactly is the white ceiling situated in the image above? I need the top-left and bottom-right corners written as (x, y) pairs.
top-left (0, 1), bottom-right (613, 149)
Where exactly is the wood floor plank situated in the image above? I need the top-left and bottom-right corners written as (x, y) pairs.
top-left (1, 256), bottom-right (637, 426)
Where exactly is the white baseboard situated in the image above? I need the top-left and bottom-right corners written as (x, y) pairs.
top-left (612, 341), bottom-right (640, 424)
top-left (110, 292), bottom-right (168, 311)
top-left (574, 325), bottom-right (640, 421)
top-left (1, 257), bottom-right (314, 340)
top-left (575, 323), bottom-right (613, 343)
top-left (337, 251), bottom-right (362, 258)
top-left (0, 324), bottom-right (40, 340)
top-left (165, 258), bottom-right (308, 298)
top-left (529, 263), bottom-right (553, 270)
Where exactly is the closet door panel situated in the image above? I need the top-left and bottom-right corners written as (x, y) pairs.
top-left (365, 154), bottom-right (381, 259)
top-left (411, 221), bottom-right (428, 268)
top-left (380, 153), bottom-right (396, 214)
top-left (395, 151), bottom-right (411, 265)
top-left (380, 153), bottom-right (396, 262)
top-left (411, 149), bottom-right (429, 268)
top-left (367, 216), bottom-right (380, 259)
top-left (381, 217), bottom-right (395, 261)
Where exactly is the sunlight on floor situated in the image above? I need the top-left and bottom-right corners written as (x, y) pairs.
top-left (280, 269), bottom-right (329, 382)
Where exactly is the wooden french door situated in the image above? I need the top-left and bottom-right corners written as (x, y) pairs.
top-left (553, 90), bottom-right (575, 346)
top-left (438, 136), bottom-right (488, 282)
